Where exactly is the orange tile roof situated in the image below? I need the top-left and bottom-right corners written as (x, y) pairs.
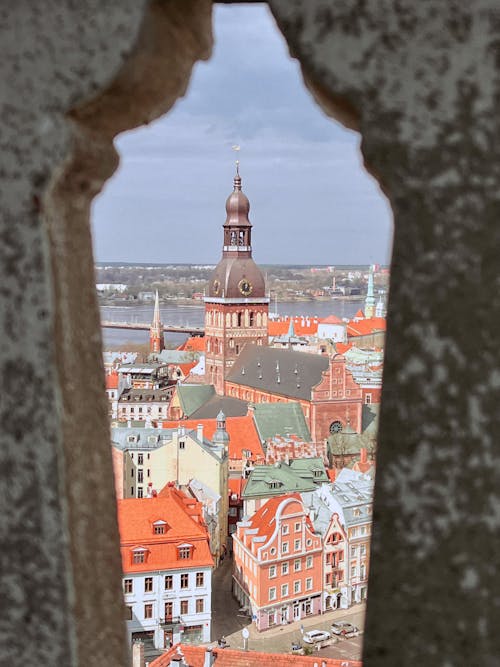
top-left (228, 477), bottom-right (245, 497)
top-left (177, 362), bottom-right (198, 375)
top-left (151, 644), bottom-right (362, 667)
top-left (177, 336), bottom-right (206, 352)
top-left (335, 342), bottom-right (353, 355)
top-left (106, 372), bottom-right (119, 389)
top-left (347, 317), bottom-right (386, 337)
top-left (354, 309), bottom-right (365, 319)
top-left (247, 494), bottom-right (314, 540)
top-left (268, 317), bottom-right (319, 337)
top-left (160, 416), bottom-right (264, 462)
top-left (320, 314), bottom-right (344, 325)
top-left (117, 486), bottom-right (213, 574)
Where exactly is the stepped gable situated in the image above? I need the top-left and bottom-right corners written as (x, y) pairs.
top-left (226, 343), bottom-right (330, 400)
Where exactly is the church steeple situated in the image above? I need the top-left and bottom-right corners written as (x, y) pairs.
top-left (149, 290), bottom-right (165, 354)
top-left (365, 265), bottom-right (376, 318)
top-left (222, 162), bottom-right (252, 257)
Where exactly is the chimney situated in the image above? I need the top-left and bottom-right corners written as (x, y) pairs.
top-left (132, 640), bottom-right (145, 667)
top-left (360, 447), bottom-right (367, 464)
top-left (197, 424), bottom-right (204, 442)
top-left (203, 648), bottom-right (215, 667)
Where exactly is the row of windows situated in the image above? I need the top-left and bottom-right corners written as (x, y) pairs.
top-left (130, 545), bottom-right (193, 565)
top-left (271, 541), bottom-right (313, 556)
top-left (120, 405), bottom-right (166, 414)
top-left (124, 571), bottom-right (205, 594)
top-left (129, 468), bottom-right (150, 483)
top-left (268, 556), bottom-right (313, 578)
top-left (269, 577), bottom-right (313, 601)
top-left (281, 522), bottom-right (302, 535)
top-left (126, 598), bottom-right (205, 621)
top-left (206, 310), bottom-right (268, 328)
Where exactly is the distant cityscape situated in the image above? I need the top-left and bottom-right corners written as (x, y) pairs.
top-left (105, 168), bottom-right (386, 667)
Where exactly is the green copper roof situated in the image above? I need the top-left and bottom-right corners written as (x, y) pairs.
top-left (252, 402), bottom-right (311, 443)
top-left (177, 384), bottom-right (215, 417)
top-left (242, 457), bottom-right (328, 499)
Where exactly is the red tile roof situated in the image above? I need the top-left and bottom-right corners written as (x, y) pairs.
top-left (106, 372), bottom-right (119, 389)
top-left (151, 644), bottom-right (362, 667)
top-left (335, 342), bottom-right (353, 355)
top-left (117, 486), bottom-right (213, 574)
top-left (320, 314), bottom-right (344, 325)
top-left (268, 317), bottom-right (319, 337)
top-left (177, 336), bottom-right (206, 352)
top-left (176, 362), bottom-right (198, 376)
top-left (246, 494), bottom-right (314, 541)
top-left (347, 317), bottom-right (386, 337)
top-left (160, 416), bottom-right (264, 462)
top-left (228, 477), bottom-right (245, 498)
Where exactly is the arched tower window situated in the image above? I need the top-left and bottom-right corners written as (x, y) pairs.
top-left (237, 312), bottom-right (242, 327)
top-left (249, 311), bottom-right (255, 326)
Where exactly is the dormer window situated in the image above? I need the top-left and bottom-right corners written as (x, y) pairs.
top-left (178, 543), bottom-right (193, 560)
top-left (131, 547), bottom-right (148, 564)
top-left (153, 520), bottom-right (168, 535)
top-left (127, 435), bottom-right (138, 444)
top-left (268, 480), bottom-right (282, 489)
top-left (313, 469), bottom-right (323, 478)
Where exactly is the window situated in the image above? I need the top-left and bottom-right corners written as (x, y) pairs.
top-left (132, 550), bottom-right (146, 564)
top-left (124, 579), bottom-right (133, 594)
top-left (154, 524), bottom-right (165, 535)
top-left (351, 566), bottom-right (357, 577)
top-left (147, 468), bottom-right (151, 477)
top-left (268, 587), bottom-right (277, 601)
top-left (164, 601), bottom-right (173, 621)
top-left (351, 546), bottom-right (357, 557)
top-left (294, 521), bottom-right (301, 532)
top-left (270, 547), bottom-right (276, 556)
top-left (179, 440), bottom-right (185, 450)
top-left (138, 453), bottom-right (143, 465)
top-left (294, 539), bottom-right (301, 551)
top-left (269, 565), bottom-right (276, 579)
top-left (138, 469), bottom-right (144, 483)
top-left (180, 573), bottom-right (189, 589)
top-left (294, 580), bottom-right (301, 594)
top-left (305, 577), bottom-right (313, 591)
top-left (282, 541), bottom-right (289, 554)
top-left (281, 583), bottom-right (289, 597)
top-left (196, 572), bottom-right (204, 587)
top-left (137, 487), bottom-right (143, 498)
top-left (178, 546), bottom-right (191, 559)
top-left (196, 598), bottom-right (204, 613)
top-left (306, 555), bottom-right (313, 569)
top-left (294, 559), bottom-right (301, 572)
top-left (360, 545), bottom-right (366, 556)
top-left (180, 600), bottom-right (188, 615)
top-left (130, 486), bottom-right (134, 496)
top-left (281, 562), bottom-right (289, 576)
top-left (282, 524), bottom-right (289, 535)
top-left (144, 577), bottom-right (153, 592)
top-left (306, 538), bottom-right (312, 546)
top-left (164, 575), bottom-right (173, 590)
top-left (144, 604), bottom-right (153, 619)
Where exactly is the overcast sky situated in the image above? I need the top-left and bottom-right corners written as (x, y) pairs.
top-left (91, 5), bottom-right (393, 266)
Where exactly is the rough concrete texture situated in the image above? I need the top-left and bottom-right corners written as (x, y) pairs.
top-left (0, 2), bottom-right (212, 665)
top-left (268, 1), bottom-right (500, 665)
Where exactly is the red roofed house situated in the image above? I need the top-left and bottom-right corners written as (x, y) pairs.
top-left (117, 485), bottom-right (214, 650)
top-left (149, 643), bottom-right (363, 667)
top-left (347, 317), bottom-right (386, 349)
top-left (232, 494), bottom-right (323, 631)
top-left (177, 336), bottom-right (206, 353)
top-left (317, 315), bottom-right (347, 343)
top-left (160, 415), bottom-right (264, 473)
top-left (105, 371), bottom-right (119, 419)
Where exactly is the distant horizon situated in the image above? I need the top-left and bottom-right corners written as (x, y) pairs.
top-left (95, 261), bottom-right (390, 269)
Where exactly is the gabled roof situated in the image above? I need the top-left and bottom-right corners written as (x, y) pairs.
top-left (242, 458), bottom-right (328, 499)
top-left (189, 394), bottom-right (249, 419)
top-left (117, 486), bottom-right (213, 573)
top-left (245, 493), bottom-right (305, 539)
top-left (176, 384), bottom-right (216, 417)
top-left (160, 416), bottom-right (264, 462)
top-left (226, 344), bottom-right (330, 401)
top-left (105, 372), bottom-right (119, 389)
top-left (347, 317), bottom-right (386, 337)
top-left (150, 644), bottom-right (362, 667)
top-left (177, 336), bottom-right (206, 353)
top-left (251, 402), bottom-right (311, 442)
top-left (319, 314), bottom-right (344, 325)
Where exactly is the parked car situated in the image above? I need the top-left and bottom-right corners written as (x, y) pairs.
top-left (331, 621), bottom-right (358, 636)
top-left (302, 629), bottom-right (331, 644)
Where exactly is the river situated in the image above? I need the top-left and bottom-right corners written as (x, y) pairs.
top-left (101, 299), bottom-right (362, 348)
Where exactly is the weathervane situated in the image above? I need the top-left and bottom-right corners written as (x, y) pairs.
top-left (232, 144), bottom-right (240, 175)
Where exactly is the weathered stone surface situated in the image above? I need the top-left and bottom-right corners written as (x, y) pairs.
top-left (269, 1), bottom-right (500, 665)
top-left (0, 1), bottom-right (212, 665)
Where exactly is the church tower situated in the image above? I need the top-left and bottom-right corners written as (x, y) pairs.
top-left (149, 290), bottom-right (165, 354)
top-left (204, 164), bottom-right (269, 395)
top-left (364, 265), bottom-right (376, 318)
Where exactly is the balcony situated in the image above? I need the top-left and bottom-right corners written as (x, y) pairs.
top-left (160, 616), bottom-right (183, 627)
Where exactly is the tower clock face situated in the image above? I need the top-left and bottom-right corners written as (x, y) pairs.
top-left (238, 279), bottom-right (253, 296)
top-left (213, 279), bottom-right (221, 295)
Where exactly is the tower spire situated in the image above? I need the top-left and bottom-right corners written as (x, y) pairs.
top-left (149, 290), bottom-right (165, 354)
top-left (365, 265), bottom-right (376, 318)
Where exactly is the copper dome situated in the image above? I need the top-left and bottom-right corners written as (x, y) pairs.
top-left (207, 257), bottom-right (266, 299)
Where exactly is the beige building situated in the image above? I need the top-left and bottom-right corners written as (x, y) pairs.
top-left (111, 421), bottom-right (229, 559)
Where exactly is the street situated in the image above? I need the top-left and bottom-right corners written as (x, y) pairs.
top-left (211, 556), bottom-right (365, 660)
